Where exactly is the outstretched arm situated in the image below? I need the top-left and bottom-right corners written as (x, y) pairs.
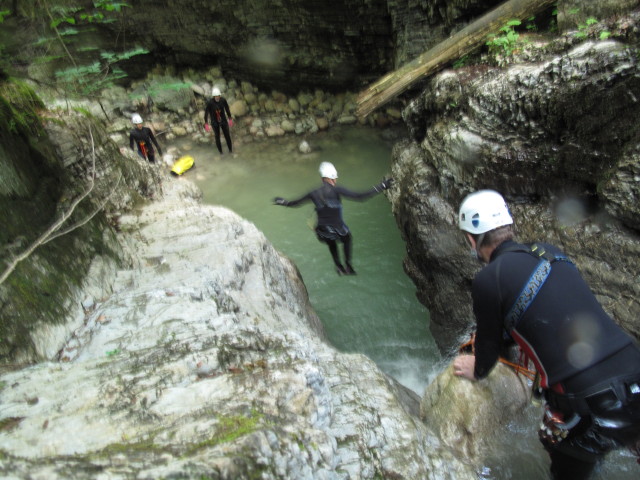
top-left (336, 178), bottom-right (394, 201)
top-left (273, 192), bottom-right (312, 207)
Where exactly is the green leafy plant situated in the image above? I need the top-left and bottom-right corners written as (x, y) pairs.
top-left (575, 17), bottom-right (598, 40)
top-left (549, 6), bottom-right (558, 33)
top-left (600, 30), bottom-right (611, 40)
top-left (486, 19), bottom-right (522, 57)
top-left (452, 54), bottom-right (469, 69)
top-left (55, 46), bottom-right (149, 97)
top-left (26, 0), bottom-right (147, 116)
top-left (525, 15), bottom-right (537, 32)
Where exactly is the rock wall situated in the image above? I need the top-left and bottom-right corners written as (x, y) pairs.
top-left (0, 178), bottom-right (477, 480)
top-left (21, 0), bottom-right (501, 93)
top-left (389, 11), bottom-right (640, 352)
top-left (0, 80), bottom-right (164, 363)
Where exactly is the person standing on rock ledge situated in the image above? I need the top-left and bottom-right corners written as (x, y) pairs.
top-left (204, 87), bottom-right (233, 155)
top-left (129, 114), bottom-right (163, 163)
top-left (273, 161), bottom-right (393, 276)
top-left (452, 189), bottom-right (640, 479)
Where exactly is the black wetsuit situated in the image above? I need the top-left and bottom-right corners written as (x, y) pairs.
top-left (204, 97), bottom-right (232, 153)
top-left (129, 127), bottom-right (162, 162)
top-left (278, 181), bottom-right (384, 273)
top-left (472, 240), bottom-right (640, 478)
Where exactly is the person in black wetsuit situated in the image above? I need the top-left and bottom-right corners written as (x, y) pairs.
top-left (273, 161), bottom-right (393, 275)
top-left (204, 87), bottom-right (233, 154)
top-left (452, 190), bottom-right (640, 479)
top-left (129, 114), bottom-right (162, 163)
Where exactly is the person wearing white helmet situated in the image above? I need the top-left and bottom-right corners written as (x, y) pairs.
top-left (453, 190), bottom-right (640, 479)
top-left (273, 162), bottom-right (393, 275)
top-left (129, 113), bottom-right (162, 163)
top-left (204, 87), bottom-right (233, 154)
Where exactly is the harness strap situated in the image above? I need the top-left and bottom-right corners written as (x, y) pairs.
top-left (505, 260), bottom-right (551, 332)
top-left (546, 372), bottom-right (640, 416)
top-left (503, 243), bottom-right (573, 333)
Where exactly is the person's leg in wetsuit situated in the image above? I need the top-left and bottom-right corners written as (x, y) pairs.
top-left (326, 239), bottom-right (347, 274)
top-left (340, 233), bottom-right (356, 274)
top-left (547, 449), bottom-right (598, 480)
top-left (221, 122), bottom-right (233, 152)
top-left (213, 124), bottom-right (223, 153)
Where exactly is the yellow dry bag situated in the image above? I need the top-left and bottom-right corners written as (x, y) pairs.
top-left (171, 155), bottom-right (195, 176)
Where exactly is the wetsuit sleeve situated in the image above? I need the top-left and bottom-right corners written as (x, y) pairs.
top-left (129, 132), bottom-right (135, 150)
top-left (148, 129), bottom-right (162, 153)
top-left (334, 185), bottom-right (380, 201)
top-left (281, 192), bottom-right (312, 207)
top-left (223, 99), bottom-right (232, 119)
top-left (471, 270), bottom-right (504, 380)
top-left (204, 102), bottom-right (210, 124)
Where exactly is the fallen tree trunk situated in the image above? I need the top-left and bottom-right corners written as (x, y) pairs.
top-left (356, 0), bottom-right (556, 118)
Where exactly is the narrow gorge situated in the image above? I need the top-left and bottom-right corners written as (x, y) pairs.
top-left (1, 1), bottom-right (639, 478)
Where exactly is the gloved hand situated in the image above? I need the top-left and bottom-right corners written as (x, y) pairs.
top-left (228, 118), bottom-right (234, 127)
top-left (273, 197), bottom-right (288, 206)
top-left (377, 178), bottom-right (394, 190)
top-left (204, 123), bottom-right (211, 132)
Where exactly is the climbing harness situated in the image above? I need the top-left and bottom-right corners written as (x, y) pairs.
top-left (138, 140), bottom-right (148, 159)
top-left (538, 404), bottom-right (580, 446)
top-left (458, 244), bottom-right (574, 392)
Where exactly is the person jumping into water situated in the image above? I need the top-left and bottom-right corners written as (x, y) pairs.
top-left (273, 161), bottom-right (393, 275)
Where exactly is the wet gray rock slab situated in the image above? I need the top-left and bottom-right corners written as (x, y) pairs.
top-left (0, 179), bottom-right (475, 479)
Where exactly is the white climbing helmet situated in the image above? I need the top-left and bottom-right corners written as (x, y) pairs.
top-left (131, 113), bottom-right (143, 124)
top-left (458, 190), bottom-right (513, 234)
top-left (319, 161), bottom-right (338, 179)
top-left (212, 87), bottom-right (221, 97)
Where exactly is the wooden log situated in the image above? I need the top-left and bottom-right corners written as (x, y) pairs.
top-left (356, 0), bottom-right (556, 118)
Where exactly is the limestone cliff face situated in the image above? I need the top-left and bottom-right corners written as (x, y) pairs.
top-left (0, 179), bottom-right (476, 480)
top-left (389, 14), bottom-right (640, 352)
top-left (0, 82), bottom-right (163, 363)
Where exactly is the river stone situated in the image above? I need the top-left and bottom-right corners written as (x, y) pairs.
top-left (148, 77), bottom-right (194, 113)
top-left (281, 119), bottom-right (295, 133)
top-left (421, 362), bottom-right (534, 462)
top-left (316, 117), bottom-right (329, 131)
top-left (299, 140), bottom-right (312, 154)
top-left (298, 92), bottom-right (313, 107)
top-left (337, 115), bottom-right (357, 125)
top-left (230, 99), bottom-right (248, 117)
top-left (266, 124), bottom-right (286, 137)
top-left (171, 126), bottom-right (188, 136)
top-left (288, 98), bottom-right (300, 113)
